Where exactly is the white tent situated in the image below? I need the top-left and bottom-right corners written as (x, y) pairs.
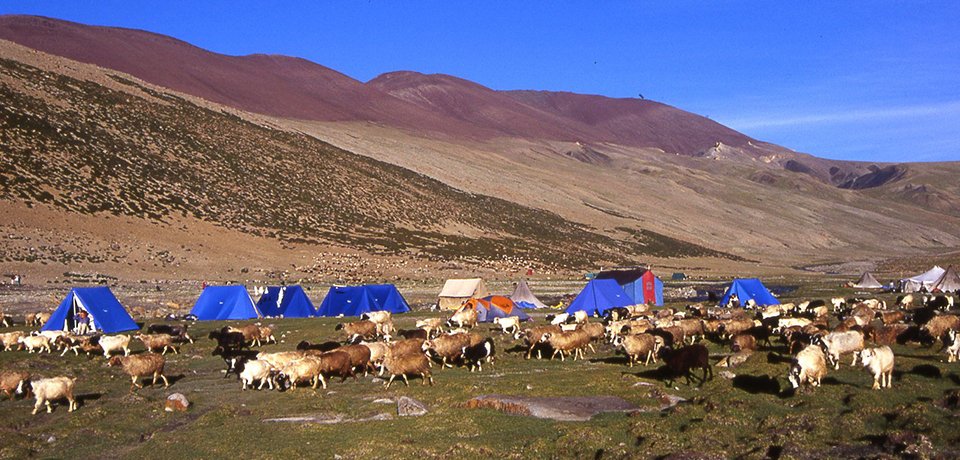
top-left (900, 266), bottom-right (945, 293)
top-left (509, 279), bottom-right (548, 309)
top-left (438, 278), bottom-right (489, 310)
top-left (852, 272), bottom-right (883, 289)
top-left (931, 266), bottom-right (960, 293)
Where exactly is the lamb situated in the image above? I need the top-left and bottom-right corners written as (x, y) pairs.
top-left (335, 320), bottom-right (378, 342)
top-left (540, 329), bottom-right (591, 361)
top-left (658, 344), bottom-right (712, 386)
top-left (818, 330), bottom-right (865, 369)
top-left (462, 338), bottom-right (496, 372)
top-left (146, 324), bottom-right (194, 343)
top-left (447, 307), bottom-right (479, 329)
top-left (1, 331), bottom-right (25, 351)
top-left (382, 348), bottom-right (434, 388)
top-left (517, 325), bottom-right (562, 359)
top-left (98, 334), bottom-right (131, 358)
top-left (493, 316), bottom-right (522, 335)
top-left (920, 314), bottom-right (960, 345)
top-left (415, 318), bottom-right (444, 337)
top-left (613, 333), bottom-right (661, 367)
top-left (18, 335), bottom-right (52, 353)
top-left (423, 333), bottom-right (476, 367)
top-left (109, 354), bottom-right (169, 389)
top-left (315, 350), bottom-right (356, 389)
top-left (278, 356), bottom-right (323, 390)
top-left (859, 346), bottom-right (894, 390)
top-left (0, 370), bottom-right (30, 399)
top-left (226, 325), bottom-right (263, 347)
top-left (788, 345), bottom-right (828, 389)
top-left (29, 377), bottom-right (77, 414)
top-left (238, 359), bottom-right (276, 390)
top-left (135, 333), bottom-right (180, 355)
top-left (731, 334), bottom-right (757, 353)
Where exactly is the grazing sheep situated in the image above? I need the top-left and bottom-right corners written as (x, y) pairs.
top-left (146, 324), bottom-right (194, 343)
top-left (257, 325), bottom-right (277, 344)
top-left (0, 370), bottom-right (30, 399)
top-left (239, 359), bottom-right (276, 390)
top-left (921, 315), bottom-right (960, 346)
top-left (335, 320), bottom-right (378, 342)
top-left (614, 333), bottom-right (661, 367)
top-left (1, 331), bottom-right (25, 351)
top-left (135, 333), bottom-right (180, 355)
top-left (658, 344), bottom-right (712, 386)
top-left (676, 319), bottom-right (705, 344)
top-left (315, 351), bottom-right (356, 389)
top-left (278, 356), bottom-right (323, 390)
top-left (30, 377), bottom-right (77, 414)
top-left (859, 346), bottom-right (894, 390)
top-left (257, 351), bottom-right (307, 371)
top-left (388, 338), bottom-right (426, 358)
top-left (18, 335), bottom-right (52, 353)
top-left (517, 325), bottom-right (562, 360)
top-left (462, 338), bottom-right (496, 372)
top-left (540, 329), bottom-right (591, 361)
top-left (415, 318), bottom-right (444, 337)
top-left (109, 354), bottom-right (169, 389)
top-left (383, 348), bottom-right (433, 388)
top-left (337, 344), bottom-right (373, 376)
top-left (650, 326), bottom-right (685, 348)
top-left (208, 329), bottom-right (246, 354)
top-left (877, 310), bottom-right (906, 325)
top-left (359, 340), bottom-right (389, 365)
top-left (869, 323), bottom-right (913, 346)
top-left (423, 333), bottom-right (476, 367)
top-left (731, 334), bottom-right (757, 353)
top-left (98, 335), bottom-right (131, 358)
top-left (226, 325), bottom-right (263, 347)
top-left (789, 345), bottom-right (828, 389)
top-left (296, 340), bottom-right (341, 353)
top-left (447, 307), bottom-right (479, 329)
top-left (818, 330), bottom-right (865, 369)
top-left (493, 316), bottom-right (522, 335)
top-left (395, 328), bottom-right (429, 341)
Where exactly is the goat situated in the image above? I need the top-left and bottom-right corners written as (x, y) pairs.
top-left (415, 318), bottom-right (444, 338)
top-left (239, 359), bottom-right (276, 390)
top-left (0, 370), bottom-right (30, 399)
top-left (135, 333), bottom-right (180, 355)
top-left (315, 350), bottom-right (356, 389)
top-left (789, 345), bottom-right (828, 389)
top-left (30, 377), bottom-right (77, 414)
top-left (1, 331), bottom-right (25, 351)
top-left (817, 330), bottom-right (865, 369)
top-left (109, 354), bottom-right (169, 389)
top-left (540, 329), bottom-right (591, 361)
top-left (335, 320), bottom-right (378, 342)
top-left (383, 348), bottom-right (433, 388)
top-left (225, 325), bottom-right (263, 347)
top-left (462, 338), bottom-right (496, 372)
top-left (337, 344), bottom-right (373, 376)
top-left (447, 307), bottom-right (479, 329)
top-left (859, 346), bottom-right (894, 390)
top-left (18, 335), bottom-right (52, 353)
top-left (493, 316), bottom-right (522, 335)
top-left (613, 333), bottom-right (661, 367)
top-left (146, 324), bottom-right (194, 343)
top-left (98, 335), bottom-right (131, 358)
top-left (658, 344), bottom-right (712, 386)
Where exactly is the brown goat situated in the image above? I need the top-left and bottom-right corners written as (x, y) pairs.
top-left (109, 354), bottom-right (169, 390)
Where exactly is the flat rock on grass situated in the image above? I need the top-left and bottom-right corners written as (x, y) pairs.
top-left (465, 394), bottom-right (638, 421)
top-left (397, 396), bottom-right (428, 417)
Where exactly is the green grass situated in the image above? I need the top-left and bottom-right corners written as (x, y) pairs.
top-left (2, 285), bottom-right (960, 459)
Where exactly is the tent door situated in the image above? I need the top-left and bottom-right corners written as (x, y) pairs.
top-left (72, 295), bottom-right (96, 333)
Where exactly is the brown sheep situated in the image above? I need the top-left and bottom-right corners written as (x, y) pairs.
top-left (719, 318), bottom-right (754, 339)
top-left (517, 325), bottom-right (562, 360)
top-left (258, 326), bottom-right (277, 344)
top-left (614, 333), bottom-right (661, 367)
top-left (731, 334), bottom-right (757, 353)
top-left (226, 325), bottom-right (263, 347)
top-left (315, 351), bottom-right (356, 389)
top-left (540, 329), bottom-right (591, 361)
top-left (109, 354), bottom-right (169, 390)
top-left (337, 344), bottom-right (373, 376)
top-left (336, 320), bottom-right (378, 342)
top-left (135, 333), bottom-right (180, 355)
top-left (278, 356), bottom-right (323, 390)
top-left (388, 338), bottom-right (426, 358)
top-left (422, 333), bottom-right (476, 367)
top-left (677, 319), bottom-right (705, 344)
top-left (1, 331), bottom-right (25, 351)
top-left (869, 324), bottom-right (912, 346)
top-left (577, 322), bottom-right (605, 352)
top-left (1, 370), bottom-right (30, 399)
top-left (921, 315), bottom-right (960, 345)
top-left (383, 348), bottom-right (433, 388)
top-left (877, 310), bottom-right (906, 325)
top-left (447, 307), bottom-right (479, 329)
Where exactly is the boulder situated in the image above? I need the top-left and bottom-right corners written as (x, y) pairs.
top-left (164, 393), bottom-right (189, 412)
top-left (397, 396), bottom-right (428, 417)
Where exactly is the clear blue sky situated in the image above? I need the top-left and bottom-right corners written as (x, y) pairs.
top-left (2, 1), bottom-right (958, 162)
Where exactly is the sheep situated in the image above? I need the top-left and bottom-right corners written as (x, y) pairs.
top-left (208, 329), bottom-right (246, 354)
top-left (315, 351), bottom-right (356, 389)
top-left (258, 325), bottom-right (277, 344)
top-left (921, 314), bottom-right (960, 346)
top-left (337, 344), bottom-right (373, 376)
top-left (360, 311), bottom-right (393, 335)
top-left (23, 312), bottom-right (40, 327)
top-left (56, 335), bottom-right (89, 356)
top-left (776, 317), bottom-right (812, 332)
top-left (613, 333), bottom-right (661, 367)
top-left (877, 310), bottom-right (906, 325)
top-left (658, 344), bottom-right (712, 386)
top-left (846, 304), bottom-right (875, 327)
top-left (831, 297), bottom-right (846, 312)
top-left (388, 338), bottom-right (426, 359)
top-left (225, 325), bottom-right (263, 347)
top-left (18, 335), bottom-right (52, 353)
top-left (731, 334), bottom-right (757, 353)
top-left (335, 320), bottom-right (378, 342)
top-left (30, 377), bottom-right (77, 414)
top-left (517, 325), bottom-right (562, 360)
top-left (897, 294), bottom-right (914, 309)
top-left (0, 309), bottom-right (10, 327)
top-left (462, 338), bottom-right (496, 372)
top-left (859, 346), bottom-right (894, 390)
top-left (789, 345), bottom-right (828, 389)
top-left (296, 340), bottom-right (341, 352)
top-left (109, 354), bottom-right (169, 390)
top-left (415, 318), bottom-right (444, 337)
top-left (0, 370), bottom-right (30, 399)
top-left (98, 335), bottom-right (131, 358)
top-left (382, 348), bottom-right (433, 388)
top-left (395, 328), bottom-right (429, 341)
top-left (925, 295), bottom-right (950, 311)
top-left (718, 318), bottom-right (754, 339)
top-left (650, 326), bottom-right (685, 348)
top-left (1, 331), bottom-right (25, 351)
top-left (423, 333), bottom-right (476, 367)
top-left (540, 329), bottom-right (591, 361)
top-left (578, 322), bottom-right (606, 350)
top-left (571, 310), bottom-right (589, 324)
top-left (818, 330), bottom-right (865, 369)
top-left (146, 324), bottom-right (194, 343)
top-left (277, 356), bottom-right (323, 390)
top-left (239, 359), bottom-right (276, 390)
top-left (869, 323), bottom-right (913, 346)
top-left (257, 351), bottom-right (307, 371)
top-left (604, 307), bottom-right (631, 322)
top-left (359, 341), bottom-right (389, 366)
top-left (946, 329), bottom-right (960, 363)
top-left (546, 313), bottom-right (570, 325)
top-left (38, 330), bottom-right (68, 345)
top-left (447, 307), bottom-right (479, 329)
top-left (135, 333), bottom-right (180, 355)
top-left (676, 319), bottom-right (705, 344)
top-left (493, 316), bottom-right (522, 335)
top-left (811, 306), bottom-right (830, 319)
top-left (217, 348), bottom-right (261, 378)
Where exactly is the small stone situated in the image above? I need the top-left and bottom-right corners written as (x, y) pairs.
top-left (164, 393), bottom-right (189, 412)
top-left (373, 398), bottom-right (394, 404)
top-left (525, 384), bottom-right (534, 390)
top-left (46, 436), bottom-right (56, 444)
top-left (371, 378), bottom-right (385, 384)
top-left (632, 381), bottom-right (653, 387)
top-left (397, 396), bottom-right (428, 417)
top-left (719, 371), bottom-right (736, 380)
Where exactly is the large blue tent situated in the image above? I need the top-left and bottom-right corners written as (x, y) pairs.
top-left (316, 284), bottom-right (410, 317)
top-left (42, 287), bottom-right (139, 334)
top-left (190, 286), bottom-right (261, 320)
top-left (718, 278), bottom-right (780, 307)
top-left (596, 268), bottom-right (664, 306)
top-left (256, 285), bottom-right (316, 318)
top-left (565, 279), bottom-right (634, 316)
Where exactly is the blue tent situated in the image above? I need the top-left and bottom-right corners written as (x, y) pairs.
top-left (595, 268), bottom-right (664, 306)
top-left (257, 285), bottom-right (316, 318)
top-left (316, 284), bottom-right (410, 317)
top-left (190, 286), bottom-right (261, 320)
top-left (42, 287), bottom-right (139, 334)
top-left (565, 279), bottom-right (634, 316)
top-left (719, 278), bottom-right (780, 307)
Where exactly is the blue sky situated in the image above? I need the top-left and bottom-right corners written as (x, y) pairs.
top-left (1, 1), bottom-right (958, 162)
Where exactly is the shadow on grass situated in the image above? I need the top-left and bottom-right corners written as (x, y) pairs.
top-left (766, 352), bottom-right (793, 365)
top-left (589, 356), bottom-right (630, 366)
top-left (731, 374), bottom-right (782, 396)
top-left (901, 364), bottom-right (942, 379)
top-left (76, 392), bottom-right (103, 408)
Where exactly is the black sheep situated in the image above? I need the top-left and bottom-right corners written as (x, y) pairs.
top-left (659, 344), bottom-right (712, 386)
top-left (462, 338), bottom-right (495, 372)
top-left (296, 340), bottom-right (341, 352)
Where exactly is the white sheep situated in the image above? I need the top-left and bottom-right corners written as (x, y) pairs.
top-left (239, 359), bottom-right (276, 390)
top-left (818, 330), bottom-right (865, 369)
top-left (492, 316), bottom-right (521, 335)
top-left (99, 335), bottom-right (131, 358)
top-left (947, 330), bottom-right (960, 363)
top-left (788, 345), bottom-right (828, 389)
top-left (18, 335), bottom-right (52, 353)
top-left (30, 377), bottom-right (77, 414)
top-left (859, 346), bottom-right (894, 390)
top-left (549, 312), bottom-right (570, 325)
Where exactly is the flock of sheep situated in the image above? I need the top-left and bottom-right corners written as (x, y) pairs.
top-left (1, 291), bottom-right (959, 416)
